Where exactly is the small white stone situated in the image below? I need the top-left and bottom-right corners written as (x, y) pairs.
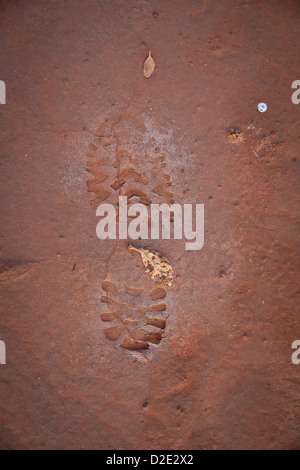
top-left (258, 102), bottom-right (267, 113)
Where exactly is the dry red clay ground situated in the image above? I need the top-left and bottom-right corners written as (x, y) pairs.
top-left (0, 0), bottom-right (299, 450)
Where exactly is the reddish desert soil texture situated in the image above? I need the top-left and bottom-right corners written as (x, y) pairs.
top-left (0, 0), bottom-right (300, 450)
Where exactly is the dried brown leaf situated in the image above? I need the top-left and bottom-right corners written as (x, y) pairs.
top-left (128, 245), bottom-right (174, 287)
top-left (143, 51), bottom-right (155, 78)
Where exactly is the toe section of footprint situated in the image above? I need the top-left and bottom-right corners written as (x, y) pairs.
top-left (86, 112), bottom-right (174, 211)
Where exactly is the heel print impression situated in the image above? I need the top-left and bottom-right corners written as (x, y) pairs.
top-left (100, 276), bottom-right (168, 351)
